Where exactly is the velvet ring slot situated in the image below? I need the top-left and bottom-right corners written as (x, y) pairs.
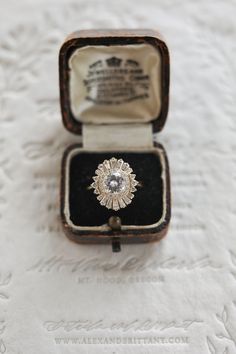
top-left (61, 144), bottom-right (170, 244)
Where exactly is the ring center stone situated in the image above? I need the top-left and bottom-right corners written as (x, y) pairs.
top-left (106, 171), bottom-right (125, 193)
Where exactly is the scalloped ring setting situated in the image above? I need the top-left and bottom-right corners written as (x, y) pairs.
top-left (90, 158), bottom-right (139, 211)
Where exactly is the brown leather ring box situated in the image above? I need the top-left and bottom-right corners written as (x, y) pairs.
top-left (59, 29), bottom-right (171, 252)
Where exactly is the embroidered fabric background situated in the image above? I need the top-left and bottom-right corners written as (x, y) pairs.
top-left (0, 0), bottom-right (235, 353)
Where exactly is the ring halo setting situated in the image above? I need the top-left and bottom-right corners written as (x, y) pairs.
top-left (90, 157), bottom-right (138, 211)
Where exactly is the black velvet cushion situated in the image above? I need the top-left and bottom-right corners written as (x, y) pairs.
top-left (69, 151), bottom-right (163, 226)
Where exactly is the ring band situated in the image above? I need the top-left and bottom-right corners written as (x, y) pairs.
top-left (90, 157), bottom-right (138, 211)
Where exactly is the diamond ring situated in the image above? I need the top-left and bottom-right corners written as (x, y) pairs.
top-left (90, 158), bottom-right (139, 211)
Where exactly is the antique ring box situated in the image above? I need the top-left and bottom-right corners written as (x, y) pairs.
top-left (59, 29), bottom-right (171, 252)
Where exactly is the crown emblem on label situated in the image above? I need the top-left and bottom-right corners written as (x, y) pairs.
top-left (106, 56), bottom-right (122, 67)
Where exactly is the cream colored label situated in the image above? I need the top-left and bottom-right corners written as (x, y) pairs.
top-left (84, 56), bottom-right (150, 105)
top-left (69, 44), bottom-right (162, 124)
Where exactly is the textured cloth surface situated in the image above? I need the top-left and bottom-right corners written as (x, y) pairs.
top-left (0, 0), bottom-right (236, 353)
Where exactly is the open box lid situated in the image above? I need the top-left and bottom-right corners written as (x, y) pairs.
top-left (59, 29), bottom-right (169, 135)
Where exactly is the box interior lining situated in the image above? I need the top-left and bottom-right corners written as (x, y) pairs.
top-left (68, 43), bottom-right (162, 124)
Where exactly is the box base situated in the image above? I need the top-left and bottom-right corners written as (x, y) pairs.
top-left (60, 143), bottom-right (171, 246)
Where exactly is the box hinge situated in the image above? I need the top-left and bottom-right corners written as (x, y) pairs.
top-left (83, 123), bottom-right (153, 150)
